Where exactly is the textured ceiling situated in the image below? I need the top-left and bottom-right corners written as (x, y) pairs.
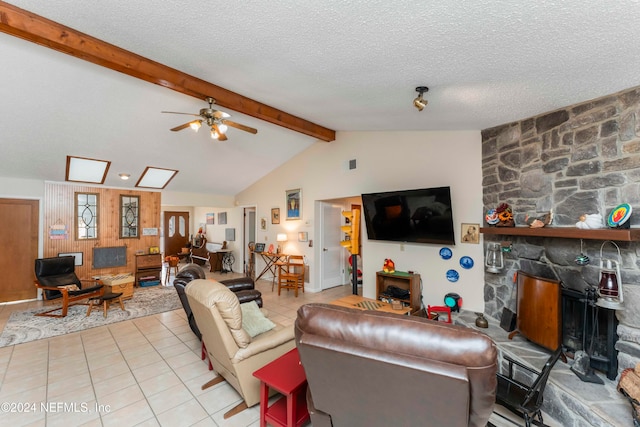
top-left (2, 1), bottom-right (640, 194)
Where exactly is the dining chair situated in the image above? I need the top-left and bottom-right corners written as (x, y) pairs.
top-left (277, 255), bottom-right (305, 297)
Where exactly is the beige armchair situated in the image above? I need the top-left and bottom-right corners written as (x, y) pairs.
top-left (186, 279), bottom-right (295, 418)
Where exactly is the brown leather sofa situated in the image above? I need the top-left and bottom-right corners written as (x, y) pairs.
top-left (295, 303), bottom-right (498, 427)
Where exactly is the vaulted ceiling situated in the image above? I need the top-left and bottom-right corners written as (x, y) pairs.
top-left (2, 1), bottom-right (640, 194)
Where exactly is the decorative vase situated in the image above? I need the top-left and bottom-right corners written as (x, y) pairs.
top-left (475, 313), bottom-right (488, 328)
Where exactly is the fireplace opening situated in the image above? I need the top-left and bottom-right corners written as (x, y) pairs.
top-left (562, 287), bottom-right (618, 380)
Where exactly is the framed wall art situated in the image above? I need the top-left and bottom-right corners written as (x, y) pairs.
top-left (461, 223), bottom-right (480, 244)
top-left (219, 212), bottom-right (227, 225)
top-left (286, 188), bottom-right (301, 220)
top-left (271, 208), bottom-right (280, 224)
top-left (260, 217), bottom-right (268, 231)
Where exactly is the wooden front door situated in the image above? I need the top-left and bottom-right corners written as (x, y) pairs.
top-left (0, 198), bottom-right (39, 302)
top-left (164, 211), bottom-right (189, 256)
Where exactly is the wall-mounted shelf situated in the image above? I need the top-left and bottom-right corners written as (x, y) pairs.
top-left (480, 226), bottom-right (640, 241)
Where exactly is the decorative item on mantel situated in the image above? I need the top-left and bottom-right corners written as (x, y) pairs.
top-left (524, 210), bottom-right (553, 228)
top-left (382, 258), bottom-right (395, 273)
top-left (485, 208), bottom-right (499, 226)
top-left (576, 213), bottom-right (604, 230)
top-left (495, 203), bottom-right (515, 227)
top-left (607, 203), bottom-right (632, 229)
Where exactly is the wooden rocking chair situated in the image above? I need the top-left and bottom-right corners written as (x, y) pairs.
top-left (495, 346), bottom-right (563, 427)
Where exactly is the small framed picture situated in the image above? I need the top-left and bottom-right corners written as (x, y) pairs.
top-left (298, 232), bottom-right (308, 242)
top-left (461, 223), bottom-right (480, 244)
top-left (286, 188), bottom-right (301, 220)
top-left (271, 208), bottom-right (280, 224)
top-left (58, 252), bottom-right (83, 266)
top-left (225, 228), bottom-right (235, 241)
top-left (255, 243), bottom-right (265, 253)
top-left (260, 217), bottom-right (268, 231)
top-left (219, 212), bottom-right (227, 225)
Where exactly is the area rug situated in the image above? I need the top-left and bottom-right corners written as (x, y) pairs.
top-left (0, 286), bottom-right (181, 347)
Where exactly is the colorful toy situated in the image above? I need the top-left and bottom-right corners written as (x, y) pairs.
top-left (383, 258), bottom-right (395, 273)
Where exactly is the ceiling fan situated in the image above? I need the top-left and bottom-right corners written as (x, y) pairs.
top-left (162, 97), bottom-right (258, 141)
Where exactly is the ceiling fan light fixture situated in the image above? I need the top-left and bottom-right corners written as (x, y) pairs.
top-left (413, 86), bottom-right (429, 111)
top-left (211, 128), bottom-right (219, 140)
top-left (218, 123), bottom-right (228, 134)
top-left (190, 121), bottom-right (202, 132)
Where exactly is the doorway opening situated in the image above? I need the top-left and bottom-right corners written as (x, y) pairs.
top-left (318, 196), bottom-right (362, 292)
top-left (244, 206), bottom-right (256, 278)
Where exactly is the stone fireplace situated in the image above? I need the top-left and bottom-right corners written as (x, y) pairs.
top-left (481, 85), bottom-right (640, 376)
top-left (480, 85), bottom-right (640, 424)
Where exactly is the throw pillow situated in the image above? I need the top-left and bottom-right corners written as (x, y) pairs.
top-left (241, 300), bottom-right (276, 338)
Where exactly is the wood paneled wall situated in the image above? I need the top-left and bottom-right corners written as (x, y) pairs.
top-left (43, 182), bottom-right (161, 279)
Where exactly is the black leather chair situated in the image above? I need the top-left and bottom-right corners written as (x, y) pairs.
top-left (173, 263), bottom-right (263, 340)
top-left (34, 256), bottom-right (104, 317)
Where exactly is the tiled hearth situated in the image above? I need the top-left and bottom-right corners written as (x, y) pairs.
top-left (455, 310), bottom-right (633, 426)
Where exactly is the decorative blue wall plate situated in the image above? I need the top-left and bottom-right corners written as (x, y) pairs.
top-left (440, 247), bottom-right (453, 260)
top-left (446, 269), bottom-right (459, 282)
top-left (460, 256), bottom-right (474, 269)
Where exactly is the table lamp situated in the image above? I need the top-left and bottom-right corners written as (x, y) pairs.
top-left (276, 233), bottom-right (288, 254)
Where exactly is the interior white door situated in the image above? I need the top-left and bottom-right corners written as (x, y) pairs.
top-left (320, 202), bottom-right (345, 290)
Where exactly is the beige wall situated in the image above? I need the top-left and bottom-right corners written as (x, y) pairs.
top-left (236, 130), bottom-right (486, 312)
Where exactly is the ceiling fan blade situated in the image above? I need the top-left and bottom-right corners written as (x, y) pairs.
top-left (225, 120), bottom-right (258, 134)
top-left (213, 124), bottom-right (228, 141)
top-left (170, 122), bottom-right (193, 132)
top-left (162, 111), bottom-right (201, 117)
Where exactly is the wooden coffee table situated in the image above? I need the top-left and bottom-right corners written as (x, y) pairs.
top-left (330, 295), bottom-right (412, 315)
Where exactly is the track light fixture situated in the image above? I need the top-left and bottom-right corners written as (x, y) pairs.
top-left (413, 86), bottom-right (429, 111)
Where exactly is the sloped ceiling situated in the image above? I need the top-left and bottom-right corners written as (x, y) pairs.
top-left (2, 1), bottom-right (640, 194)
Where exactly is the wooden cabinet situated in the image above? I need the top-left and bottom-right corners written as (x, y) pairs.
top-left (135, 253), bottom-right (162, 287)
top-left (376, 271), bottom-right (421, 313)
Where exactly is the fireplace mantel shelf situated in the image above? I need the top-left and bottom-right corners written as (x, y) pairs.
top-left (480, 226), bottom-right (640, 241)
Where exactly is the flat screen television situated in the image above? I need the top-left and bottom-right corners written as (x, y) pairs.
top-left (361, 187), bottom-right (455, 245)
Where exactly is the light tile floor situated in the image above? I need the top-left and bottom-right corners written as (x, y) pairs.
top-left (0, 269), bottom-right (353, 427)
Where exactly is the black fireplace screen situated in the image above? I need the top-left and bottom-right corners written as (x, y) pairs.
top-left (562, 287), bottom-right (618, 380)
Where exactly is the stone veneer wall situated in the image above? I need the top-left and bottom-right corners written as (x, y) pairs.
top-left (481, 85), bottom-right (640, 374)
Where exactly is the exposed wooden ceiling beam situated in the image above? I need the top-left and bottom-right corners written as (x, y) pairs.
top-left (0, 1), bottom-right (336, 142)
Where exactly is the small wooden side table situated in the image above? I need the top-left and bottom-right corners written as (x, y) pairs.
top-left (253, 348), bottom-right (309, 427)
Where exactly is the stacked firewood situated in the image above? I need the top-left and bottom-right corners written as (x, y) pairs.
top-left (618, 364), bottom-right (640, 426)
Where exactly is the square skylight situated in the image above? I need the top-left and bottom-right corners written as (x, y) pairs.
top-left (135, 167), bottom-right (178, 189)
top-left (66, 156), bottom-right (111, 184)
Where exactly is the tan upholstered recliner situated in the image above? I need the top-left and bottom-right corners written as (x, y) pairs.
top-left (295, 303), bottom-right (498, 427)
top-left (186, 279), bottom-right (295, 418)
